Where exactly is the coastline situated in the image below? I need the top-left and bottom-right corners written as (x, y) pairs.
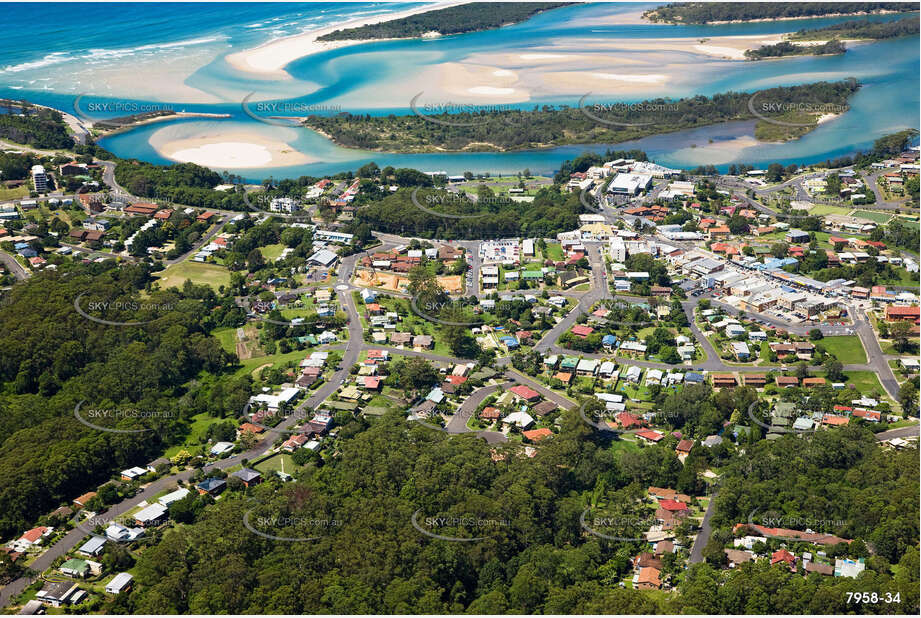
top-left (645, 9), bottom-right (909, 26)
top-left (224, 1), bottom-right (467, 78)
top-left (151, 129), bottom-right (314, 169)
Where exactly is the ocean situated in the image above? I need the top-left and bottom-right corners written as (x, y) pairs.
top-left (0, 2), bottom-right (918, 180)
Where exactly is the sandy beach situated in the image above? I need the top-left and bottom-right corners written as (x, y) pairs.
top-left (151, 129), bottom-right (313, 168)
top-left (225, 1), bottom-right (467, 78)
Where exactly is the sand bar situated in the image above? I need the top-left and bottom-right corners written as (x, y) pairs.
top-left (152, 130), bottom-right (313, 168)
top-left (225, 1), bottom-right (466, 78)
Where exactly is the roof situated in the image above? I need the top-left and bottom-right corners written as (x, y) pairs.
top-left (522, 428), bottom-right (552, 442)
top-left (509, 384), bottom-right (539, 400)
top-left (676, 439), bottom-right (694, 453)
top-left (19, 526), bottom-right (49, 543)
top-left (659, 499), bottom-right (689, 511)
top-left (232, 467), bottom-right (262, 483)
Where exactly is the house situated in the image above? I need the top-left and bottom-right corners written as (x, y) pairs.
top-left (503, 411), bottom-right (535, 428)
top-left (802, 377), bottom-right (826, 388)
top-left (743, 374), bottom-right (767, 387)
top-left (479, 406), bottom-right (501, 421)
top-left (120, 466), bottom-right (147, 480)
top-left (232, 468), bottom-right (263, 487)
top-left (509, 384), bottom-right (540, 403)
top-left (59, 558), bottom-right (90, 578)
top-left (804, 561), bottom-right (834, 576)
top-left (835, 558), bottom-right (866, 578)
top-left (532, 400), bottom-right (558, 417)
top-left (209, 441), bottom-right (235, 456)
top-left (196, 477), bottom-right (227, 495)
top-left (134, 503), bottom-right (168, 527)
top-left (105, 523), bottom-right (145, 542)
top-left (571, 324), bottom-right (594, 338)
top-left (77, 536), bottom-right (107, 557)
top-left (73, 492), bottom-right (97, 509)
top-left (522, 428), bottom-right (553, 442)
top-left (771, 549), bottom-right (797, 571)
top-left (558, 271), bottom-right (589, 289)
top-left (675, 439), bottom-right (694, 460)
top-left (634, 566), bottom-right (662, 590)
top-left (776, 376), bottom-right (799, 388)
top-left (636, 429), bottom-right (664, 443)
top-left (35, 581), bottom-right (84, 607)
top-left (711, 374), bottom-right (737, 388)
top-left (158, 487), bottom-right (190, 507)
top-left (105, 572), bottom-right (134, 595)
top-left (885, 305), bottom-right (920, 323)
top-left (12, 526), bottom-right (53, 552)
top-left (413, 335), bottom-right (434, 349)
top-left (703, 435), bottom-right (723, 448)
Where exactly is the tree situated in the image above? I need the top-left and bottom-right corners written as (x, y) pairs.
top-left (823, 358), bottom-right (844, 382)
top-left (890, 321), bottom-right (913, 353)
top-left (247, 248), bottom-right (265, 271)
top-left (808, 328), bottom-right (823, 340)
top-left (898, 381), bottom-right (918, 415)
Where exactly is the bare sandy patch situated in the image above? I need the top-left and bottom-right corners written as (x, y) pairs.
top-left (152, 130), bottom-right (313, 168)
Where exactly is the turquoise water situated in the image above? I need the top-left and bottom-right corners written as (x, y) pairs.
top-left (1, 2), bottom-right (918, 179)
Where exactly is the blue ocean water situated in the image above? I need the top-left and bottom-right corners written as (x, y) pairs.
top-left (0, 2), bottom-right (918, 180)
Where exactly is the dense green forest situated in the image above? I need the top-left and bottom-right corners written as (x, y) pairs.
top-left (0, 101), bottom-right (73, 149)
top-left (643, 3), bottom-right (916, 24)
top-left (745, 39), bottom-right (846, 60)
top-left (790, 15), bottom-right (920, 39)
top-left (352, 184), bottom-right (582, 240)
top-left (303, 81), bottom-right (860, 152)
top-left (0, 265), bottom-right (244, 538)
top-left (113, 160), bottom-right (249, 210)
top-left (108, 406), bottom-right (918, 614)
top-left (317, 2), bottom-right (572, 41)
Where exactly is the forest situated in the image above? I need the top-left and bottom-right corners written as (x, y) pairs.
top-left (103, 404), bottom-right (918, 614)
top-left (0, 264), bottom-right (242, 539)
top-left (113, 161), bottom-right (249, 210)
top-left (789, 15), bottom-right (920, 40)
top-left (0, 101), bottom-right (73, 149)
top-left (353, 184), bottom-right (582, 240)
top-left (643, 3), bottom-right (916, 24)
top-left (303, 81), bottom-right (861, 152)
top-left (317, 3), bottom-right (572, 41)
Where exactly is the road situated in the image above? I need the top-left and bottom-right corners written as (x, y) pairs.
top-left (688, 489), bottom-right (718, 565)
top-left (0, 250), bottom-right (29, 280)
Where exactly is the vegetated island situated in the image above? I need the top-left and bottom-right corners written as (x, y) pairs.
top-left (316, 2), bottom-right (574, 41)
top-left (745, 15), bottom-right (919, 59)
top-left (788, 14), bottom-right (920, 40)
top-left (302, 80), bottom-right (860, 152)
top-left (644, 2), bottom-right (917, 24)
top-left (744, 39), bottom-right (846, 60)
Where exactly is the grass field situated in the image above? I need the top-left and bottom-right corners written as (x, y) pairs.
top-left (820, 335), bottom-right (867, 364)
top-left (0, 185), bottom-right (29, 200)
top-left (164, 412), bottom-right (223, 458)
top-left (254, 453), bottom-right (296, 476)
top-left (544, 242), bottom-right (564, 261)
top-left (851, 209), bottom-right (893, 224)
top-left (234, 348), bottom-right (308, 378)
top-left (260, 243), bottom-right (286, 261)
top-left (212, 326), bottom-right (238, 354)
top-left (841, 371), bottom-right (894, 405)
top-left (155, 260), bottom-right (231, 290)
top-left (805, 203), bottom-right (851, 216)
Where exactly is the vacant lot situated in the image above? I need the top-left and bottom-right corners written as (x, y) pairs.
top-left (155, 260), bottom-right (231, 290)
top-left (820, 335), bottom-right (867, 364)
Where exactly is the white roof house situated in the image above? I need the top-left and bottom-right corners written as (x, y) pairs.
top-left (158, 487), bottom-right (191, 507)
top-left (503, 411), bottom-right (535, 428)
top-left (105, 572), bottom-right (134, 595)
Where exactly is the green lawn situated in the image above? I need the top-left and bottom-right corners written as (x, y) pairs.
top-left (164, 412), bottom-right (224, 458)
top-left (806, 203), bottom-right (851, 216)
top-left (234, 348), bottom-right (309, 378)
top-left (0, 185), bottom-right (29, 200)
top-left (253, 453), bottom-right (296, 476)
top-left (841, 371), bottom-right (895, 406)
top-left (851, 209), bottom-right (893, 224)
top-left (212, 326), bottom-right (237, 354)
top-left (544, 242), bottom-right (564, 261)
top-left (155, 260), bottom-right (231, 290)
top-left (820, 335), bottom-right (867, 364)
top-left (260, 243), bottom-right (286, 261)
